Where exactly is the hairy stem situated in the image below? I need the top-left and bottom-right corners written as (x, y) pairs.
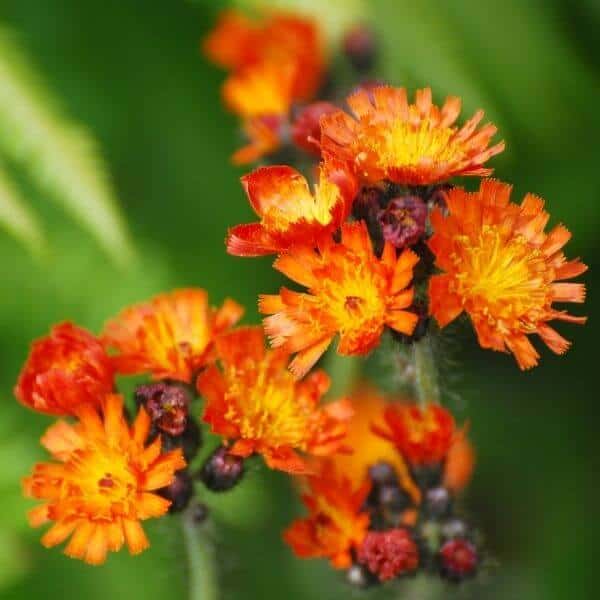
top-left (182, 507), bottom-right (218, 600)
top-left (412, 336), bottom-right (440, 405)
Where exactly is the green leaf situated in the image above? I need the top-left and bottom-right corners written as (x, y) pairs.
top-left (0, 27), bottom-right (135, 268)
top-left (0, 160), bottom-right (44, 255)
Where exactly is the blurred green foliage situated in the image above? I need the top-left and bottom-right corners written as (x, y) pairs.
top-left (0, 1), bottom-right (597, 599)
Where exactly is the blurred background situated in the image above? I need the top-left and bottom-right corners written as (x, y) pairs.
top-left (0, 1), bottom-right (597, 598)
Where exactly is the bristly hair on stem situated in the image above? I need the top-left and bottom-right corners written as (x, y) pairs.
top-left (412, 335), bottom-right (440, 405)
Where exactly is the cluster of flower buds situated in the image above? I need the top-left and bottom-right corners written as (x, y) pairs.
top-left (283, 390), bottom-right (480, 587)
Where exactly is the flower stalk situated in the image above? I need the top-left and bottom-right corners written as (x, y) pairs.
top-left (412, 335), bottom-right (440, 405)
top-left (182, 506), bottom-right (218, 600)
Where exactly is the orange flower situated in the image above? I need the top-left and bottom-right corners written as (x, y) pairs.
top-left (331, 386), bottom-right (420, 504)
top-left (205, 10), bottom-right (326, 164)
top-left (283, 462), bottom-right (370, 569)
top-left (204, 11), bottom-right (325, 101)
top-left (23, 394), bottom-right (186, 565)
top-left (373, 403), bottom-right (455, 466)
top-left (428, 180), bottom-right (587, 369)
top-left (227, 163), bottom-right (357, 257)
top-left (102, 289), bottom-right (243, 383)
top-left (320, 86), bottom-right (504, 185)
top-left (197, 326), bottom-right (351, 474)
top-left (203, 10), bottom-right (259, 70)
top-left (260, 221), bottom-right (419, 378)
top-left (14, 322), bottom-right (113, 416)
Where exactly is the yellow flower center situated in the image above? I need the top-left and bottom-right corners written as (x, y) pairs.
top-left (364, 115), bottom-right (462, 169)
top-left (262, 177), bottom-right (340, 232)
top-left (224, 360), bottom-right (310, 448)
top-left (452, 225), bottom-right (552, 327)
top-left (315, 252), bottom-right (386, 350)
top-left (66, 444), bottom-right (139, 519)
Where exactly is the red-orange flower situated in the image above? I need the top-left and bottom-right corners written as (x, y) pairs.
top-left (14, 322), bottom-right (113, 416)
top-left (373, 403), bottom-right (455, 466)
top-left (320, 86), bottom-right (504, 185)
top-left (428, 180), bottom-right (587, 369)
top-left (227, 163), bottom-right (357, 257)
top-left (283, 462), bottom-right (370, 569)
top-left (204, 11), bottom-right (325, 100)
top-left (331, 386), bottom-right (420, 504)
top-left (102, 289), bottom-right (243, 383)
top-left (23, 394), bottom-right (186, 565)
top-left (260, 221), bottom-right (419, 377)
top-left (197, 326), bottom-right (351, 474)
top-left (203, 9), bottom-right (259, 70)
top-left (204, 10), bottom-right (326, 164)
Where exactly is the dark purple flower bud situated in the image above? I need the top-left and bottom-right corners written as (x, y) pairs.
top-left (378, 195), bottom-right (427, 248)
top-left (160, 470), bottom-right (194, 513)
top-left (343, 24), bottom-right (378, 72)
top-left (346, 563), bottom-right (377, 588)
top-left (368, 462), bottom-right (397, 487)
top-left (135, 382), bottom-right (190, 436)
top-left (439, 538), bottom-right (479, 582)
top-left (353, 186), bottom-right (385, 221)
top-left (424, 486), bottom-right (452, 519)
top-left (160, 419), bottom-right (202, 462)
top-left (198, 446), bottom-right (245, 492)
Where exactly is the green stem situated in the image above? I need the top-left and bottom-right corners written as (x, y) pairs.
top-left (412, 335), bottom-right (440, 405)
top-left (182, 507), bottom-right (218, 600)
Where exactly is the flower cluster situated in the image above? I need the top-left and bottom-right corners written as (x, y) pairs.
top-left (17, 289), bottom-right (353, 564)
top-left (13, 6), bottom-right (589, 588)
top-left (284, 388), bottom-right (479, 584)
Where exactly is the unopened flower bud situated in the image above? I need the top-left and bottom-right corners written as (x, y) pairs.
top-left (378, 195), bottom-right (427, 248)
top-left (441, 518), bottom-right (470, 541)
top-left (378, 484), bottom-right (410, 513)
top-left (198, 446), bottom-right (245, 492)
top-left (358, 528), bottom-right (419, 581)
top-left (368, 462), bottom-right (397, 487)
top-left (424, 486), bottom-right (452, 519)
top-left (343, 24), bottom-right (378, 72)
top-left (439, 538), bottom-right (479, 582)
top-left (135, 382), bottom-right (190, 436)
top-left (160, 419), bottom-right (202, 462)
top-left (160, 470), bottom-right (194, 513)
top-left (346, 563), bottom-right (377, 588)
top-left (291, 101), bottom-right (338, 156)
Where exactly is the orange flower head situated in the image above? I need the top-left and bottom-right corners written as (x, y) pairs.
top-left (14, 322), bottom-right (113, 416)
top-left (205, 10), bottom-right (326, 164)
top-left (197, 326), bottom-right (352, 474)
top-left (331, 386), bottom-right (420, 504)
top-left (260, 221), bottom-right (419, 378)
top-left (428, 180), bottom-right (587, 369)
top-left (222, 60), bottom-right (296, 165)
top-left (203, 10), bottom-right (259, 70)
top-left (373, 403), bottom-right (455, 466)
top-left (283, 462), bottom-right (370, 569)
top-left (227, 163), bottom-right (358, 257)
top-left (23, 394), bottom-right (186, 565)
top-left (204, 10), bottom-right (325, 101)
top-left (102, 289), bottom-right (243, 383)
top-left (320, 86), bottom-right (505, 185)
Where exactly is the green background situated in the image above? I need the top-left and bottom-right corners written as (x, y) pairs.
top-left (0, 1), bottom-right (598, 598)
